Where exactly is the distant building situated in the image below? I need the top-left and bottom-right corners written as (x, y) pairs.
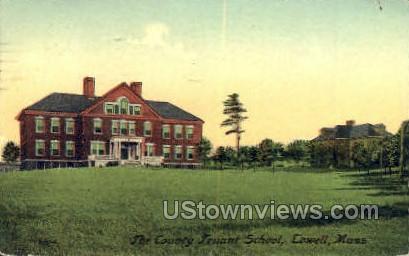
top-left (311, 120), bottom-right (391, 168)
top-left (17, 77), bottom-right (204, 169)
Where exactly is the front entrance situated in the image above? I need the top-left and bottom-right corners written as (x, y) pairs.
top-left (118, 142), bottom-right (140, 160)
top-left (121, 144), bottom-right (129, 160)
top-left (110, 137), bottom-right (143, 163)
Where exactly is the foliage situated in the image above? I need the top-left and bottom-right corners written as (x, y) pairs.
top-left (248, 146), bottom-right (261, 170)
top-left (309, 142), bottom-right (335, 168)
top-left (351, 141), bottom-right (371, 171)
top-left (259, 138), bottom-right (284, 168)
top-left (197, 137), bottom-right (213, 167)
top-left (1, 141), bottom-right (20, 163)
top-left (221, 93), bottom-right (248, 153)
top-left (285, 140), bottom-right (310, 163)
top-left (382, 134), bottom-right (400, 170)
top-left (399, 120), bottom-right (409, 173)
top-left (213, 146), bottom-right (227, 169)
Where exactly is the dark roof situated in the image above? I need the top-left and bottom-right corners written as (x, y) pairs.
top-left (26, 93), bottom-right (96, 113)
top-left (313, 123), bottom-right (391, 141)
top-left (25, 93), bottom-right (202, 121)
top-left (146, 100), bottom-right (202, 121)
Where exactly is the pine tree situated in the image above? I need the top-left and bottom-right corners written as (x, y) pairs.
top-left (221, 93), bottom-right (248, 155)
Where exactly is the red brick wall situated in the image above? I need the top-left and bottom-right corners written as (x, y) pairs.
top-left (19, 113), bottom-right (83, 161)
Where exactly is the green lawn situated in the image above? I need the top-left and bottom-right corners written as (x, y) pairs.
top-left (0, 167), bottom-right (407, 256)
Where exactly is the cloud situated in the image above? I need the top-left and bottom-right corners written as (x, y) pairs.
top-left (112, 22), bottom-right (171, 48)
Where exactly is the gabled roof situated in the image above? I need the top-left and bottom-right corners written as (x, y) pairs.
top-left (313, 123), bottom-right (391, 141)
top-left (146, 100), bottom-right (202, 121)
top-left (23, 92), bottom-right (202, 121)
top-left (26, 93), bottom-right (97, 113)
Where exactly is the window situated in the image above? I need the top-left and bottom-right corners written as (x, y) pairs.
top-left (35, 140), bottom-right (45, 156)
top-left (65, 118), bottom-right (75, 134)
top-left (129, 105), bottom-right (141, 115)
top-left (162, 125), bottom-right (170, 139)
top-left (163, 145), bottom-right (171, 159)
top-left (114, 104), bottom-right (120, 114)
top-left (65, 141), bottom-right (75, 157)
top-left (145, 143), bottom-right (154, 157)
top-left (186, 146), bottom-right (194, 160)
top-left (105, 103), bottom-right (114, 114)
top-left (129, 121), bottom-right (136, 135)
top-left (90, 141), bottom-right (105, 156)
top-left (174, 125), bottom-right (183, 139)
top-left (185, 126), bottom-right (194, 139)
top-left (144, 121), bottom-right (152, 137)
top-left (120, 120), bottom-right (128, 135)
top-left (174, 146), bottom-right (182, 160)
top-left (35, 116), bottom-right (44, 133)
top-left (112, 120), bottom-right (120, 135)
top-left (51, 117), bottom-right (60, 133)
top-left (120, 98), bottom-right (129, 114)
top-left (93, 118), bottom-right (102, 134)
top-left (50, 140), bottom-right (60, 156)
top-left (104, 100), bottom-right (140, 116)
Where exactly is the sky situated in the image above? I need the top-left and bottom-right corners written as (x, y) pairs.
top-left (0, 0), bottom-right (408, 152)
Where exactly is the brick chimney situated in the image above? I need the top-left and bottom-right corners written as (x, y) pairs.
top-left (83, 77), bottom-right (95, 98)
top-left (130, 81), bottom-right (142, 96)
top-left (346, 120), bottom-right (355, 126)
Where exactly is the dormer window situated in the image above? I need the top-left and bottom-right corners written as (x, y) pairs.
top-left (105, 103), bottom-right (114, 114)
top-left (120, 97), bottom-right (129, 114)
top-left (104, 98), bottom-right (141, 116)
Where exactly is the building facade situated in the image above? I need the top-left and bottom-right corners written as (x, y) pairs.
top-left (17, 77), bottom-right (204, 169)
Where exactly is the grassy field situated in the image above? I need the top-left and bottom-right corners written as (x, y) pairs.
top-left (0, 167), bottom-right (407, 256)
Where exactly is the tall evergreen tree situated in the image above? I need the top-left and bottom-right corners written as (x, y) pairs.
top-left (221, 93), bottom-right (248, 155)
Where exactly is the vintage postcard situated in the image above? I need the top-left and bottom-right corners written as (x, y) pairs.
top-left (0, 0), bottom-right (408, 255)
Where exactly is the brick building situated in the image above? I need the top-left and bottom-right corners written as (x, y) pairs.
top-left (17, 77), bottom-right (203, 169)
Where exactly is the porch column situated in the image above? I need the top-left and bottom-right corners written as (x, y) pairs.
top-left (116, 141), bottom-right (120, 159)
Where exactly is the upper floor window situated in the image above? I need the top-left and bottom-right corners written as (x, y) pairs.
top-left (35, 140), bottom-right (45, 156)
top-left (162, 125), bottom-right (170, 139)
top-left (112, 120), bottom-right (120, 135)
top-left (129, 121), bottom-right (136, 135)
top-left (174, 145), bottom-right (183, 160)
top-left (144, 121), bottom-right (152, 137)
top-left (129, 105), bottom-right (141, 115)
top-left (185, 125), bottom-right (194, 140)
top-left (145, 143), bottom-right (155, 157)
top-left (90, 141), bottom-right (105, 156)
top-left (104, 98), bottom-right (141, 116)
top-left (93, 118), bottom-right (103, 134)
top-left (120, 98), bottom-right (129, 114)
top-left (163, 145), bottom-right (171, 159)
top-left (105, 103), bottom-right (115, 114)
top-left (50, 140), bottom-right (60, 156)
top-left (35, 116), bottom-right (44, 133)
top-left (65, 141), bottom-right (75, 157)
top-left (120, 120), bottom-right (128, 135)
top-left (186, 146), bottom-right (195, 160)
top-left (65, 118), bottom-right (75, 135)
top-left (174, 125), bottom-right (183, 139)
top-left (50, 117), bottom-right (60, 133)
